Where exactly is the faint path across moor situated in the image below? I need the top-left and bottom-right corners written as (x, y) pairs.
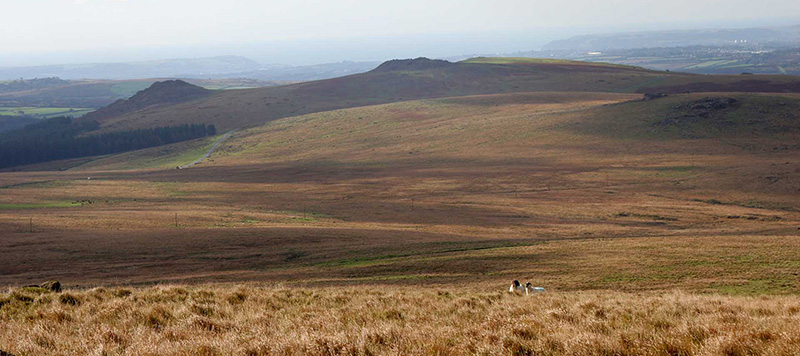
top-left (179, 129), bottom-right (236, 169)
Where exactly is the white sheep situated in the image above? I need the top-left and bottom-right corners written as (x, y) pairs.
top-left (525, 282), bottom-right (545, 294)
top-left (508, 280), bottom-right (525, 294)
top-left (509, 280), bottom-right (546, 295)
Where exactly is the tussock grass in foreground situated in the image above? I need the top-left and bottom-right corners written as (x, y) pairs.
top-left (2, 286), bottom-right (800, 355)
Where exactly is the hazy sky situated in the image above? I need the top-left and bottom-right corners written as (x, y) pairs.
top-left (2, 0), bottom-right (799, 65)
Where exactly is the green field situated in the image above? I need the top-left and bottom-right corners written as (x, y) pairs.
top-left (0, 107), bottom-right (94, 118)
top-left (684, 59), bottom-right (741, 69)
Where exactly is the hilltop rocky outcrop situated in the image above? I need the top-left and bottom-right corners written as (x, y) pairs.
top-left (81, 80), bottom-right (211, 123)
top-left (654, 97), bottom-right (739, 129)
top-left (371, 57), bottom-right (453, 72)
top-left (120, 80), bottom-right (210, 107)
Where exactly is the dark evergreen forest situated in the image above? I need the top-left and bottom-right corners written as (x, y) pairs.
top-left (0, 116), bottom-right (215, 168)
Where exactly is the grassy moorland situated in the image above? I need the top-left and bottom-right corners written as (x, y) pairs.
top-left (79, 57), bottom-right (800, 132)
top-left (1, 91), bottom-right (798, 285)
top-left (70, 134), bottom-right (223, 171)
top-left (3, 286), bottom-right (800, 355)
top-left (1, 86), bottom-right (800, 354)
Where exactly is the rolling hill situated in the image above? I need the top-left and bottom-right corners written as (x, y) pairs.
top-left (0, 56), bottom-right (381, 82)
top-left (3, 57), bottom-right (800, 283)
top-left (3, 90), bottom-right (799, 283)
top-left (79, 57), bottom-right (800, 133)
top-left (81, 80), bottom-right (212, 123)
top-left (0, 78), bottom-right (285, 109)
top-left (3, 57), bottom-right (800, 355)
top-left (0, 79), bottom-right (156, 108)
top-left (542, 25), bottom-right (800, 51)
top-left (0, 56), bottom-right (263, 81)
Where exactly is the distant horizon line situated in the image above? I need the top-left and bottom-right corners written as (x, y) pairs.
top-left (1, 19), bottom-right (798, 69)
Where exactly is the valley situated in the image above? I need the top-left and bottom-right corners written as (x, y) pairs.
top-left (2, 82), bottom-right (799, 290)
top-left (2, 58), bottom-right (800, 355)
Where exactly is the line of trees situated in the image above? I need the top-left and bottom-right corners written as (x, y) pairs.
top-left (0, 116), bottom-right (216, 168)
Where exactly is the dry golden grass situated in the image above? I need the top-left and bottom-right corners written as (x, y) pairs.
top-left (2, 285), bottom-right (800, 355)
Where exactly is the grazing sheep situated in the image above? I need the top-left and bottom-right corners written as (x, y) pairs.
top-left (509, 280), bottom-right (525, 294)
top-left (525, 282), bottom-right (545, 294)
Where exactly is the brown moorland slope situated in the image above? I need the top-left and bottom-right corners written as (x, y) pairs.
top-left (80, 80), bottom-right (211, 122)
top-left (2, 87), bottom-right (800, 354)
top-left (1, 91), bottom-right (798, 289)
top-left (79, 57), bottom-right (800, 133)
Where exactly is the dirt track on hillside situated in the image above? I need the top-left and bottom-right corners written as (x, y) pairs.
top-left (178, 130), bottom-right (236, 169)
